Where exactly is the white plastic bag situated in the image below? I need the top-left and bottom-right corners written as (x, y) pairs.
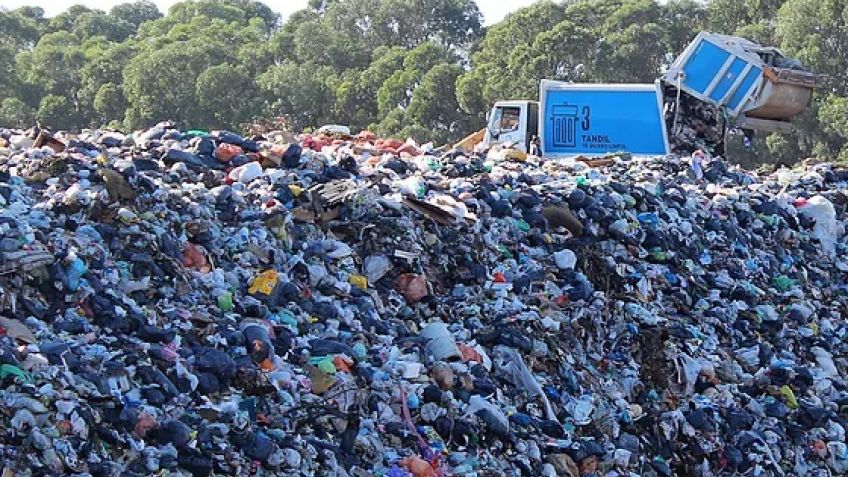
top-left (797, 195), bottom-right (843, 256)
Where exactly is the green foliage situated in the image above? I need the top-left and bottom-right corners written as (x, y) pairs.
top-left (766, 132), bottom-right (803, 165)
top-left (768, 0), bottom-right (848, 161)
top-left (0, 7), bottom-right (47, 49)
top-left (593, 0), bottom-right (665, 82)
top-left (37, 95), bottom-right (75, 130)
top-left (456, 0), bottom-right (566, 112)
top-left (46, 5), bottom-right (95, 33)
top-left (122, 41), bottom-right (218, 128)
top-left (109, 1), bottom-right (163, 29)
top-left (661, 0), bottom-right (708, 56)
top-left (777, 0), bottom-right (848, 94)
top-left (405, 63), bottom-right (466, 144)
top-left (820, 97), bottom-right (848, 138)
top-left (258, 62), bottom-right (338, 130)
top-left (0, 98), bottom-right (35, 128)
top-left (78, 41), bottom-right (138, 126)
top-left (195, 64), bottom-right (260, 129)
top-left (93, 83), bottom-right (127, 124)
top-left (707, 0), bottom-right (785, 44)
top-left (0, 45), bottom-right (24, 102)
top-left (24, 32), bottom-right (85, 97)
top-left (367, 41), bottom-right (466, 142)
top-left (71, 11), bottom-right (135, 42)
top-left (456, 0), bottom-right (665, 113)
top-left (0, 0), bottom-right (841, 160)
top-left (331, 46), bottom-right (407, 130)
top-left (815, 95), bottom-right (848, 160)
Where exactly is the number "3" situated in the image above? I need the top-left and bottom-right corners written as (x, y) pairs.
top-left (581, 106), bottom-right (591, 131)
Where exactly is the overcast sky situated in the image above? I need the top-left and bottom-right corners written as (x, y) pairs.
top-left (0, 0), bottom-right (539, 25)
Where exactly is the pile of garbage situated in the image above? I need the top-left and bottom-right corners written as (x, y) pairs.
top-left (663, 85), bottom-right (726, 156)
top-left (1, 122), bottom-right (848, 477)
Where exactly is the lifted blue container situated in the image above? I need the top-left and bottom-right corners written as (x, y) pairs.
top-left (663, 32), bottom-right (816, 132)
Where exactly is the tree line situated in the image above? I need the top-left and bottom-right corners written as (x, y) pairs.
top-left (0, 0), bottom-right (846, 162)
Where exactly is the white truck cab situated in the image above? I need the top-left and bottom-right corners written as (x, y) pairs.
top-left (483, 100), bottom-right (538, 153)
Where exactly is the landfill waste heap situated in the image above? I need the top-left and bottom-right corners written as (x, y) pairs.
top-left (1, 122), bottom-right (848, 477)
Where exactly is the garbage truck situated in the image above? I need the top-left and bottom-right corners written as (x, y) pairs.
top-left (482, 32), bottom-right (818, 157)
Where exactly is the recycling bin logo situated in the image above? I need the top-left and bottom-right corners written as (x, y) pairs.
top-left (551, 104), bottom-right (579, 148)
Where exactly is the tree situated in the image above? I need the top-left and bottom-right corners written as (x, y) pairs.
top-left (455, 72), bottom-right (487, 131)
top-left (258, 62), bottom-right (338, 130)
top-left (235, 18), bottom-right (279, 76)
top-left (776, 0), bottom-right (848, 160)
top-left (78, 40), bottom-right (138, 127)
top-left (109, 1), bottom-right (163, 29)
top-left (456, 0), bottom-right (567, 115)
top-left (0, 8), bottom-right (46, 104)
top-left (291, 11), bottom-right (372, 70)
top-left (122, 41), bottom-right (219, 128)
top-left (23, 31), bottom-right (85, 97)
top-left (156, 0), bottom-right (278, 35)
top-left (0, 46), bottom-right (24, 102)
top-left (662, 0), bottom-right (708, 56)
top-left (283, 0), bottom-right (482, 73)
top-left (817, 96), bottom-right (848, 161)
top-left (13, 31), bottom-right (87, 128)
top-left (765, 131), bottom-right (803, 165)
top-left (369, 0), bottom-right (483, 50)
top-left (0, 98), bottom-right (35, 128)
top-left (37, 94), bottom-right (76, 130)
top-left (118, 0), bottom-right (281, 129)
top-left (47, 5), bottom-right (96, 33)
top-left (367, 41), bottom-right (467, 143)
top-left (405, 63), bottom-right (466, 143)
top-left (707, 0), bottom-right (787, 44)
top-left (569, 0), bottom-right (665, 82)
top-left (777, 0), bottom-right (848, 95)
top-left (165, 1), bottom-right (250, 24)
top-left (195, 64), bottom-right (261, 129)
top-left (0, 7), bottom-right (46, 49)
top-left (333, 46), bottom-right (408, 130)
top-left (522, 19), bottom-right (599, 86)
top-left (228, 0), bottom-right (279, 32)
top-left (73, 11), bottom-right (135, 42)
top-left (376, 42), bottom-right (455, 116)
top-left (706, 0), bottom-right (753, 36)
top-left (93, 83), bottom-right (127, 124)
top-left (457, 0), bottom-right (664, 114)
top-left (0, 0), bottom-right (841, 164)
top-left (1, 0), bottom-right (486, 136)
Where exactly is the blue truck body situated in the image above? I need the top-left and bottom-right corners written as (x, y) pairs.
top-left (539, 82), bottom-right (670, 157)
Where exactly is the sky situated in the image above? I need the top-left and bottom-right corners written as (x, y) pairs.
top-left (0, 0), bottom-right (539, 25)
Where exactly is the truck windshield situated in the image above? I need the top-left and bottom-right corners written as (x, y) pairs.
top-left (496, 106), bottom-right (521, 133)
